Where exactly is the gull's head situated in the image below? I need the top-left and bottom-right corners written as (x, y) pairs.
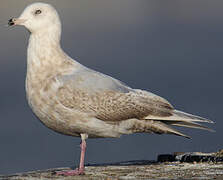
top-left (8, 2), bottom-right (61, 34)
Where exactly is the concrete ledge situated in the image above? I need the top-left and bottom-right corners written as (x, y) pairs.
top-left (2, 149), bottom-right (223, 180)
top-left (1, 162), bottom-right (223, 180)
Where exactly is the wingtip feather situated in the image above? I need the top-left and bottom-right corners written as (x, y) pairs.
top-left (174, 110), bottom-right (214, 123)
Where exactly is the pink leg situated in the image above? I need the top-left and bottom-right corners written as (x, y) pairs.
top-left (78, 139), bottom-right (86, 173)
top-left (56, 134), bottom-right (87, 176)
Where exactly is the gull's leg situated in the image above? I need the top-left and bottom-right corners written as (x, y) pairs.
top-left (78, 134), bottom-right (87, 173)
top-left (56, 134), bottom-right (88, 176)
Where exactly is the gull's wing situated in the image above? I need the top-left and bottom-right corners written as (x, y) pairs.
top-left (57, 67), bottom-right (132, 94)
top-left (56, 67), bottom-right (173, 121)
top-left (56, 67), bottom-right (213, 132)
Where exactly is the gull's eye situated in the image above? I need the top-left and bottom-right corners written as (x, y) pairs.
top-left (35, 9), bottom-right (42, 15)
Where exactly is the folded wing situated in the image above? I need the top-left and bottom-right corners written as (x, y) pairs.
top-left (56, 67), bottom-right (214, 137)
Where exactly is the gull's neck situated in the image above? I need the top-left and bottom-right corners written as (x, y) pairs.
top-left (26, 27), bottom-right (80, 87)
top-left (26, 24), bottom-right (79, 74)
top-left (27, 28), bottom-right (64, 66)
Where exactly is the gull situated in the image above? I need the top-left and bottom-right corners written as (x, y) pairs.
top-left (8, 2), bottom-right (214, 176)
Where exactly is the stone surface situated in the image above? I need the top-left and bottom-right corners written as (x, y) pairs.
top-left (2, 150), bottom-right (223, 179)
top-left (1, 162), bottom-right (223, 180)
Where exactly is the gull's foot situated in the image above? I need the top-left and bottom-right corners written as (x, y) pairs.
top-left (56, 168), bottom-right (85, 176)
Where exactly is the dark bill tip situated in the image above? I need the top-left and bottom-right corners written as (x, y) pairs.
top-left (8, 18), bottom-right (15, 26)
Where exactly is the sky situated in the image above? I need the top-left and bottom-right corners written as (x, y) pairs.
top-left (0, 0), bottom-right (222, 175)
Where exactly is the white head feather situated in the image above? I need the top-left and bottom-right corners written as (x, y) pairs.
top-left (15, 2), bottom-right (61, 41)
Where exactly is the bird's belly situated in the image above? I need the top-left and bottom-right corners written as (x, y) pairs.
top-left (26, 87), bottom-right (123, 138)
top-left (27, 93), bottom-right (77, 136)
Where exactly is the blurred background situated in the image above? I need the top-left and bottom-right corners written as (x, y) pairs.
top-left (0, 0), bottom-right (222, 175)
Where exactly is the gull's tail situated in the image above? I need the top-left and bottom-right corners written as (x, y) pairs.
top-left (144, 109), bottom-right (214, 138)
top-left (165, 110), bottom-right (214, 131)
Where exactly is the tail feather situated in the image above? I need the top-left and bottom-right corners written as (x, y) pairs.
top-left (145, 109), bottom-right (214, 124)
top-left (151, 121), bottom-right (191, 139)
top-left (121, 119), bottom-right (191, 138)
top-left (164, 120), bottom-right (215, 132)
top-left (135, 120), bottom-right (191, 139)
top-left (173, 110), bottom-right (214, 123)
top-left (144, 109), bottom-right (214, 133)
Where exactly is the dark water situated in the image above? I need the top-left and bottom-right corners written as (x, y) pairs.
top-left (0, 0), bottom-right (222, 175)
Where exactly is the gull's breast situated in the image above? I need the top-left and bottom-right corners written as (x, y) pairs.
top-left (25, 66), bottom-right (81, 137)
